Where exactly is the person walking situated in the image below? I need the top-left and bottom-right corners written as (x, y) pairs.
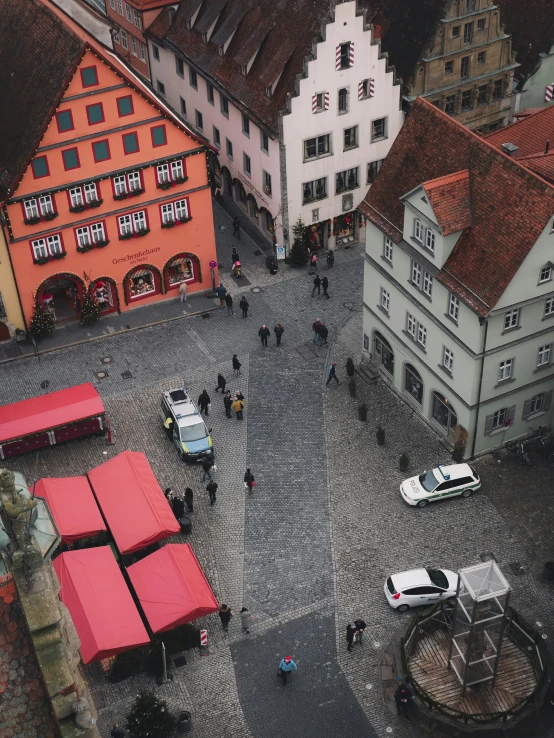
top-left (258, 324), bottom-right (270, 347)
top-left (326, 250), bottom-right (334, 269)
top-left (201, 456), bottom-right (213, 482)
top-left (394, 681), bottom-right (413, 721)
top-left (232, 395), bottom-right (245, 420)
top-left (215, 185), bottom-right (223, 204)
top-left (163, 415), bottom-right (174, 439)
top-left (322, 276), bottom-right (329, 299)
top-left (179, 280), bottom-right (187, 303)
top-left (184, 487), bottom-right (194, 513)
top-left (346, 622), bottom-right (357, 653)
top-left (198, 389), bottom-right (211, 415)
top-left (319, 324), bottom-right (329, 346)
top-left (240, 607), bottom-right (252, 634)
top-left (171, 494), bottom-right (185, 521)
top-left (278, 656), bottom-right (297, 685)
top-left (164, 487), bottom-right (174, 503)
top-left (353, 618), bottom-right (367, 645)
top-left (233, 217), bottom-right (240, 238)
top-left (239, 296), bottom-right (249, 318)
top-left (215, 373), bottom-right (227, 393)
top-left (223, 390), bottom-right (233, 418)
top-left (326, 363), bottom-right (339, 385)
top-left (244, 468), bottom-right (255, 494)
top-left (232, 354), bottom-right (242, 375)
top-left (236, 390), bottom-right (245, 401)
top-left (207, 479), bottom-right (218, 506)
top-left (312, 319), bottom-right (323, 344)
top-left (309, 252), bottom-right (318, 273)
top-left (274, 323), bottom-right (284, 346)
top-left (312, 274), bottom-right (321, 297)
top-left (110, 725), bottom-right (126, 738)
top-left (219, 603), bottom-right (233, 631)
top-left (231, 247), bottom-right (240, 265)
top-left (225, 293), bottom-right (234, 316)
top-left (216, 283), bottom-right (227, 307)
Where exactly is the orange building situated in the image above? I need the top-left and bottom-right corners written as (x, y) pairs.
top-left (0, 0), bottom-right (217, 328)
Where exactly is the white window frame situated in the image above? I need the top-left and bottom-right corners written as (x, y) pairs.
top-left (411, 261), bottom-right (422, 287)
top-left (243, 152), bottom-right (251, 176)
top-left (242, 114), bottom-right (250, 137)
top-left (530, 393), bottom-right (545, 415)
top-left (344, 125), bottom-right (358, 150)
top-left (537, 344), bottom-right (551, 367)
top-left (132, 211), bottom-right (146, 231)
top-left (443, 347), bottom-right (454, 372)
top-left (448, 293), bottom-right (459, 322)
top-left (383, 237), bottom-right (393, 263)
top-left (118, 211), bottom-right (146, 235)
top-left (139, 42), bottom-right (146, 62)
top-left (69, 187), bottom-right (84, 207)
top-left (161, 203), bottom-right (175, 224)
top-left (109, 0), bottom-right (115, 8)
top-left (161, 199), bottom-right (189, 223)
top-left (127, 171), bottom-right (141, 191)
top-left (422, 271), bottom-right (433, 298)
top-left (90, 222), bottom-right (105, 243)
top-left (47, 234), bottom-right (62, 255)
top-left (116, 0), bottom-right (123, 15)
top-left (498, 359), bottom-right (513, 382)
top-left (24, 195), bottom-right (54, 219)
top-left (118, 214), bottom-right (132, 235)
top-left (125, 2), bottom-right (132, 21)
top-left (371, 117), bottom-right (387, 142)
top-left (76, 226), bottom-right (91, 247)
top-left (425, 228), bottom-right (435, 255)
top-left (380, 287), bottom-right (390, 313)
top-left (131, 37), bottom-right (137, 56)
top-left (31, 238), bottom-right (48, 259)
top-left (113, 175), bottom-right (127, 196)
top-left (174, 199), bottom-right (189, 220)
top-left (170, 160), bottom-right (183, 179)
top-left (261, 130), bottom-right (269, 154)
top-left (545, 296), bottom-right (554, 317)
top-left (504, 308), bottom-right (519, 330)
top-left (121, 29), bottom-right (128, 50)
top-left (414, 219), bottom-right (423, 242)
top-left (492, 407), bottom-right (508, 430)
top-left (338, 87), bottom-right (349, 114)
top-left (367, 159), bottom-right (383, 184)
top-left (417, 324), bottom-right (427, 348)
top-left (133, 8), bottom-right (141, 28)
top-left (263, 171), bottom-right (272, 195)
top-left (407, 313), bottom-right (417, 338)
top-left (83, 182), bottom-right (98, 202)
top-left (24, 199), bottom-right (39, 219)
top-left (39, 195), bottom-right (54, 213)
top-left (539, 265), bottom-right (552, 283)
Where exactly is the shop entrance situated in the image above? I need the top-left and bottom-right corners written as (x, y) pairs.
top-left (432, 392), bottom-right (458, 439)
top-left (334, 211), bottom-right (358, 248)
top-left (374, 331), bottom-right (394, 376)
top-left (37, 274), bottom-right (83, 323)
top-left (306, 221), bottom-right (327, 251)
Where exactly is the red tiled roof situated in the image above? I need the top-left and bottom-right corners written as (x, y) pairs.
top-left (483, 105), bottom-right (554, 159)
top-left (517, 152), bottom-right (554, 184)
top-left (0, 574), bottom-right (56, 738)
top-left (421, 170), bottom-right (471, 236)
top-left (129, 0), bottom-right (178, 9)
top-left (359, 97), bottom-right (554, 316)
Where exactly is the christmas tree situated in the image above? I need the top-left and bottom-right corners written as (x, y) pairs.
top-left (289, 216), bottom-right (309, 266)
top-left (29, 301), bottom-right (55, 338)
top-left (80, 293), bottom-right (100, 325)
top-left (126, 692), bottom-right (175, 738)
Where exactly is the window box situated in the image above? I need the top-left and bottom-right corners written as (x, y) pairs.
top-left (119, 231), bottom-right (135, 241)
top-left (69, 204), bottom-right (87, 214)
top-left (135, 227), bottom-right (150, 238)
top-left (51, 252), bottom-right (67, 260)
top-left (77, 244), bottom-right (94, 253)
top-left (161, 219), bottom-right (177, 229)
top-left (178, 215), bottom-right (192, 224)
top-left (34, 256), bottom-right (50, 265)
top-left (24, 215), bottom-right (42, 225)
top-left (173, 175), bottom-right (188, 185)
top-left (86, 198), bottom-right (103, 209)
top-left (35, 251), bottom-right (67, 264)
top-left (77, 239), bottom-right (109, 253)
top-left (114, 187), bottom-right (144, 201)
top-left (94, 239), bottom-right (109, 248)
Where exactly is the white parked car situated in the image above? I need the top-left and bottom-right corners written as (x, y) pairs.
top-left (384, 568), bottom-right (460, 612)
top-left (400, 463), bottom-right (480, 508)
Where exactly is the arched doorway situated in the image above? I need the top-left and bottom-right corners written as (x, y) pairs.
top-left (0, 322), bottom-right (10, 341)
top-left (373, 330), bottom-right (394, 376)
top-left (163, 253), bottom-right (201, 291)
top-left (233, 179), bottom-right (248, 211)
top-left (404, 363), bottom-right (423, 404)
top-left (259, 207), bottom-right (275, 239)
top-left (89, 277), bottom-right (119, 316)
top-left (431, 391), bottom-right (458, 439)
top-left (123, 264), bottom-right (162, 304)
top-left (220, 166), bottom-right (232, 196)
top-left (246, 193), bottom-right (259, 223)
top-left (36, 273), bottom-right (84, 323)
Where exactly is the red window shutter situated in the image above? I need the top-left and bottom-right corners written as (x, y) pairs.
top-left (312, 94), bottom-right (318, 113)
top-left (335, 45), bottom-right (341, 71)
top-left (324, 92), bottom-right (329, 110)
top-left (349, 42), bottom-right (355, 67)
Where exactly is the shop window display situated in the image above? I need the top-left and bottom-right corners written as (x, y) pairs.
top-left (167, 257), bottom-right (194, 287)
top-left (334, 212), bottom-right (357, 246)
top-left (91, 279), bottom-right (117, 313)
top-left (128, 268), bottom-right (157, 299)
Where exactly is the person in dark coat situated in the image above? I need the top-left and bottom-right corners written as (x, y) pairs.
top-left (312, 319), bottom-right (324, 344)
top-left (216, 283), bottom-right (227, 307)
top-left (218, 603), bottom-right (233, 631)
top-left (164, 487), bottom-right (174, 502)
top-left (274, 323), bottom-right (284, 346)
top-left (215, 373), bottom-right (226, 393)
top-left (326, 250), bottom-right (334, 269)
top-left (319, 324), bottom-right (329, 345)
top-left (322, 276), bottom-right (329, 299)
top-left (198, 389), bottom-right (211, 415)
top-left (223, 390), bottom-right (233, 418)
top-left (184, 487), bottom-right (194, 513)
top-left (239, 296), bottom-right (249, 318)
top-left (225, 293), bottom-right (234, 315)
top-left (244, 468), bottom-right (255, 493)
top-left (312, 275), bottom-right (321, 297)
top-left (207, 479), bottom-right (218, 505)
top-left (258, 324), bottom-right (270, 347)
top-left (346, 623), bottom-right (357, 652)
top-left (394, 682), bottom-right (413, 721)
top-left (326, 363), bottom-right (339, 385)
top-left (354, 618), bottom-right (367, 645)
top-left (172, 495), bottom-right (185, 521)
top-left (111, 725), bottom-right (126, 738)
top-left (232, 354), bottom-right (242, 375)
top-left (233, 217), bottom-right (240, 238)
top-left (201, 456), bottom-right (213, 482)
top-left (232, 247), bottom-right (240, 264)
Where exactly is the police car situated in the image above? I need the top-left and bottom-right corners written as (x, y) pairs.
top-left (160, 388), bottom-right (213, 463)
top-left (400, 463), bottom-right (480, 507)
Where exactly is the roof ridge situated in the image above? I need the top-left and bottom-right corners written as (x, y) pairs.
top-left (422, 169), bottom-right (469, 188)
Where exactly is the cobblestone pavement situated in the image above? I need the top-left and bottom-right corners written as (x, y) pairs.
top-left (1, 233), bottom-right (553, 738)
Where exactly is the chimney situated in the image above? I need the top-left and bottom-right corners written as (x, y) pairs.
top-left (168, 6), bottom-right (176, 24)
top-left (501, 142), bottom-right (519, 156)
top-left (546, 140), bottom-right (550, 154)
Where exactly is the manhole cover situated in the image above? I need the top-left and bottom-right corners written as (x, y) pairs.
top-left (121, 370), bottom-right (133, 379)
top-left (95, 371), bottom-right (108, 379)
top-left (102, 356), bottom-right (112, 364)
top-left (251, 287), bottom-right (262, 293)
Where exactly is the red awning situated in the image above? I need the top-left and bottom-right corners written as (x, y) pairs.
top-left (127, 544), bottom-right (219, 633)
top-left (0, 383), bottom-right (104, 443)
top-left (53, 547), bottom-right (149, 663)
top-left (32, 477), bottom-right (106, 544)
top-left (87, 451), bottom-right (180, 555)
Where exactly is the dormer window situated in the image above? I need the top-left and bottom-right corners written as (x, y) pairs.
top-left (539, 265), bottom-right (553, 283)
top-left (414, 219), bottom-right (424, 242)
top-left (425, 228), bottom-right (435, 254)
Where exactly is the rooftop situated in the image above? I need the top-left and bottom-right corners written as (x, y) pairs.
top-left (421, 170), bottom-right (471, 236)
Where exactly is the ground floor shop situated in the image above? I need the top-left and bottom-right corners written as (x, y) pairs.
top-left (300, 210), bottom-right (366, 255)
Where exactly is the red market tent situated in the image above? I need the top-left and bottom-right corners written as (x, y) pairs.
top-left (53, 547), bottom-right (149, 663)
top-left (127, 544), bottom-right (219, 633)
top-left (0, 383), bottom-right (104, 443)
top-left (87, 451), bottom-right (180, 555)
top-left (32, 477), bottom-right (106, 544)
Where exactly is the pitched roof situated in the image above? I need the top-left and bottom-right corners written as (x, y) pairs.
top-left (517, 152), bottom-right (554, 184)
top-left (0, 0), bottom-right (85, 198)
top-left (359, 97), bottom-right (554, 317)
top-left (421, 171), bottom-right (471, 236)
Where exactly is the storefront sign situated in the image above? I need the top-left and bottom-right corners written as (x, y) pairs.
top-left (237, 173), bottom-right (270, 209)
top-left (112, 247), bottom-right (161, 266)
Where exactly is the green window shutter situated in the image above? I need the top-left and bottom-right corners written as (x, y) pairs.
top-left (31, 156), bottom-right (49, 178)
top-left (62, 148), bottom-right (79, 170)
top-left (87, 103), bottom-right (104, 124)
top-left (93, 141), bottom-right (110, 161)
top-left (117, 96), bottom-right (133, 116)
top-left (57, 110), bottom-right (73, 131)
top-left (151, 125), bottom-right (167, 146)
top-left (123, 133), bottom-right (139, 154)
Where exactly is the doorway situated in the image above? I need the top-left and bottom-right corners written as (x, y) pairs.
top-left (373, 331), bottom-right (394, 376)
top-left (432, 392), bottom-right (458, 439)
top-left (38, 274), bottom-right (83, 323)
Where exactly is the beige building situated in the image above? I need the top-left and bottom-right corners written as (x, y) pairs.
top-left (0, 226), bottom-right (25, 338)
top-left (403, 0), bottom-right (518, 132)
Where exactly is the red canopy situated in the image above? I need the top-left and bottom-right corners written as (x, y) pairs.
top-left (87, 451), bottom-right (180, 555)
top-left (53, 547), bottom-right (149, 663)
top-left (127, 544), bottom-right (219, 633)
top-left (32, 477), bottom-right (106, 544)
top-left (0, 383), bottom-right (104, 443)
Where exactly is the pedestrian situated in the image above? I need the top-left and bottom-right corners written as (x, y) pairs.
top-left (239, 296), bottom-right (249, 318)
top-left (319, 324), bottom-right (329, 345)
top-left (201, 456), bottom-right (213, 482)
top-left (278, 656), bottom-right (297, 685)
top-left (244, 468), bottom-right (255, 494)
top-left (326, 363), bottom-right (339, 385)
top-left (215, 373), bottom-right (227, 393)
top-left (233, 217), bottom-right (240, 238)
top-left (232, 247), bottom-right (240, 265)
top-left (354, 618), bottom-right (367, 645)
top-left (232, 354), bottom-right (242, 375)
top-left (309, 252), bottom-right (318, 273)
top-left (207, 479), bottom-right (218, 506)
top-left (312, 274), bottom-right (321, 297)
top-left (184, 487), bottom-right (194, 513)
top-left (232, 396), bottom-right (245, 420)
top-left (164, 487), bottom-right (174, 502)
top-left (216, 283), bottom-right (227, 307)
top-left (258, 324), bottom-right (270, 347)
top-left (172, 494), bottom-right (185, 521)
top-left (218, 603), bottom-right (233, 631)
top-left (198, 389), bottom-right (211, 415)
top-left (214, 185), bottom-right (223, 203)
top-left (312, 319), bottom-right (323, 344)
top-left (326, 250), bottom-right (334, 269)
top-left (225, 293), bottom-right (234, 315)
top-left (394, 681), bottom-right (413, 721)
top-left (179, 280), bottom-right (187, 303)
top-left (223, 390), bottom-right (233, 418)
top-left (240, 607), bottom-right (252, 634)
top-left (163, 415), bottom-right (174, 438)
top-left (346, 622), bottom-right (357, 653)
top-left (236, 390), bottom-right (245, 401)
top-left (110, 725), bottom-right (126, 738)
top-left (322, 276), bottom-right (329, 299)
top-left (274, 323), bottom-right (284, 346)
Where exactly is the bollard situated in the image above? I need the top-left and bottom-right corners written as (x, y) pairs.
top-left (107, 419), bottom-right (115, 445)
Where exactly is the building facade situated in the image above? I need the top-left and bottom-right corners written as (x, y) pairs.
top-left (0, 231), bottom-right (25, 338)
top-left (1, 0), bottom-right (217, 329)
top-left (146, 0), bottom-right (403, 254)
top-left (360, 97), bottom-right (554, 456)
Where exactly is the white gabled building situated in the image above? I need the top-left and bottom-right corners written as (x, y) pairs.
top-left (145, 0), bottom-right (403, 254)
top-left (359, 97), bottom-right (554, 457)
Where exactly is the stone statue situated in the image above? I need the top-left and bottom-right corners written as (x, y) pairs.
top-left (0, 468), bottom-right (37, 550)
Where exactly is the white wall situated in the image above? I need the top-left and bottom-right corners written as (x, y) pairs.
top-left (519, 46), bottom-right (554, 111)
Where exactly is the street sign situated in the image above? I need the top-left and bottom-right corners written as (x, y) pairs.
top-left (276, 245), bottom-right (285, 260)
top-left (208, 260), bottom-right (217, 269)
